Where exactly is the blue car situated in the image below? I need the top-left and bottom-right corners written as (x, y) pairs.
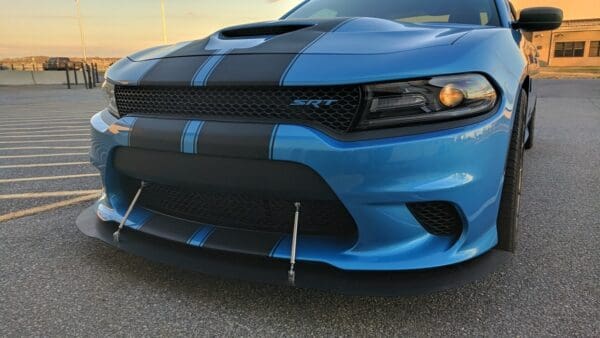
top-left (77, 0), bottom-right (562, 295)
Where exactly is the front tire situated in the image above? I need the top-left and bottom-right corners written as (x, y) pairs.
top-left (496, 89), bottom-right (527, 252)
top-left (524, 105), bottom-right (536, 150)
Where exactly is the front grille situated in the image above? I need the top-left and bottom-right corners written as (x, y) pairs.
top-left (407, 202), bottom-right (463, 236)
top-left (115, 85), bottom-right (363, 133)
top-left (137, 183), bottom-right (358, 238)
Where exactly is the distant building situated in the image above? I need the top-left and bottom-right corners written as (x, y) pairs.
top-left (513, 0), bottom-right (600, 67)
top-left (531, 19), bottom-right (600, 67)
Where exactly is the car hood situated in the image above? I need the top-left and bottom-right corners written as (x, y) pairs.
top-left (129, 17), bottom-right (474, 61)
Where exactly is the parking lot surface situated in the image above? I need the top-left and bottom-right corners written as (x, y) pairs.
top-left (0, 81), bottom-right (598, 336)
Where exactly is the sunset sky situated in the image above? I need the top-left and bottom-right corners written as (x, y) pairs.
top-left (0, 0), bottom-right (598, 59)
top-left (0, 0), bottom-right (300, 58)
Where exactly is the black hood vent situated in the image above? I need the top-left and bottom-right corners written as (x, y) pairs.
top-left (220, 22), bottom-right (313, 38)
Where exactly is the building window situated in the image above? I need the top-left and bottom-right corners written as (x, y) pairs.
top-left (590, 41), bottom-right (600, 57)
top-left (554, 42), bottom-right (585, 57)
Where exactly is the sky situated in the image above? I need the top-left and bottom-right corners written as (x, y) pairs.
top-left (1, 0), bottom-right (598, 59)
top-left (0, 0), bottom-right (301, 58)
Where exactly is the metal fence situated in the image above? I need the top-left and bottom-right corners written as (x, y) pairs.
top-left (0, 62), bottom-right (103, 89)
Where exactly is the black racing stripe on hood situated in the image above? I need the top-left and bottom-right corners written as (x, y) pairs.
top-left (206, 18), bottom-right (352, 86)
top-left (139, 56), bottom-right (211, 86)
top-left (136, 38), bottom-right (210, 85)
top-left (167, 38), bottom-right (210, 57)
top-left (196, 121), bottom-right (275, 160)
top-left (129, 118), bottom-right (188, 152)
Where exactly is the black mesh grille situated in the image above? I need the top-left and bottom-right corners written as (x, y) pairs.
top-left (407, 202), bottom-right (463, 236)
top-left (137, 183), bottom-right (357, 238)
top-left (115, 85), bottom-right (363, 133)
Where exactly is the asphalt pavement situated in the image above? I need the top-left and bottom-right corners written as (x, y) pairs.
top-left (0, 81), bottom-right (598, 336)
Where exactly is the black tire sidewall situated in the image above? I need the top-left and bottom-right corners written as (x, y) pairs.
top-left (496, 89), bottom-right (527, 252)
top-left (525, 105), bottom-right (536, 149)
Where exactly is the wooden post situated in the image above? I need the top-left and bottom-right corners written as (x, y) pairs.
top-left (65, 67), bottom-right (71, 89)
top-left (87, 64), bottom-right (94, 88)
top-left (73, 66), bottom-right (78, 85)
top-left (93, 63), bottom-right (99, 83)
top-left (82, 64), bottom-right (89, 89)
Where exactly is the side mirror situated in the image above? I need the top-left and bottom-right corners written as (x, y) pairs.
top-left (513, 7), bottom-right (563, 31)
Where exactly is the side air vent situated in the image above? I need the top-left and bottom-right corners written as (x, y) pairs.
top-left (220, 24), bottom-right (313, 38)
top-left (407, 202), bottom-right (463, 237)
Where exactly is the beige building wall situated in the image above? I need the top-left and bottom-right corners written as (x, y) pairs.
top-left (530, 20), bottom-right (600, 67)
top-left (512, 1), bottom-right (600, 67)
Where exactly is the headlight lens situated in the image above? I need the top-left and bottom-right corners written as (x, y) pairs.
top-left (357, 74), bottom-right (497, 130)
top-left (102, 80), bottom-right (119, 117)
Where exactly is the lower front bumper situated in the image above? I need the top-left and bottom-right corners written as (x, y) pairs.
top-left (77, 204), bottom-right (512, 296)
top-left (90, 103), bottom-right (514, 270)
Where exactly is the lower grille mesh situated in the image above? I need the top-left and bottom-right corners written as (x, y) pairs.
top-left (407, 202), bottom-right (463, 236)
top-left (137, 183), bottom-right (358, 238)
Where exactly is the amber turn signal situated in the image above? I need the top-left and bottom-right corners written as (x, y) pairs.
top-left (439, 85), bottom-right (465, 108)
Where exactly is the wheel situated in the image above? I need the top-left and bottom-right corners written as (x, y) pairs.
top-left (496, 89), bottom-right (527, 252)
top-left (524, 105), bottom-right (535, 150)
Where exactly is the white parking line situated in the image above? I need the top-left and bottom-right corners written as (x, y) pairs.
top-left (0, 129), bottom-right (89, 136)
top-left (0, 173), bottom-right (99, 184)
top-left (0, 125), bottom-right (91, 132)
top-left (0, 117), bottom-right (91, 123)
top-left (0, 119), bottom-right (91, 125)
top-left (0, 117), bottom-right (92, 122)
top-left (0, 133), bottom-right (89, 139)
top-left (0, 153), bottom-right (88, 159)
top-left (0, 189), bottom-right (101, 199)
top-left (0, 162), bottom-right (89, 169)
top-left (0, 146), bottom-right (89, 151)
top-left (0, 113), bottom-right (82, 117)
top-left (0, 121), bottom-right (91, 128)
top-left (0, 139), bottom-right (89, 144)
top-left (0, 113), bottom-right (89, 116)
top-left (0, 193), bottom-right (101, 223)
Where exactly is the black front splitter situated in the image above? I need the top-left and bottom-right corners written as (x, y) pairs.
top-left (76, 204), bottom-right (512, 296)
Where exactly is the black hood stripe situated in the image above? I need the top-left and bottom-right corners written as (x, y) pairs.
top-left (139, 55), bottom-right (211, 86)
top-left (279, 17), bottom-right (358, 86)
top-left (205, 18), bottom-right (352, 86)
top-left (138, 38), bottom-right (210, 86)
top-left (135, 19), bottom-right (353, 87)
top-left (166, 37), bottom-right (210, 57)
top-left (191, 51), bottom-right (231, 86)
top-left (278, 31), bottom-right (327, 86)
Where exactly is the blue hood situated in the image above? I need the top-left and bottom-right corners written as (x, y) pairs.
top-left (129, 18), bottom-right (474, 61)
top-left (107, 18), bottom-right (516, 87)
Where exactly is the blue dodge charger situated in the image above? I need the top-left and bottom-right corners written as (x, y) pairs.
top-left (77, 0), bottom-right (562, 294)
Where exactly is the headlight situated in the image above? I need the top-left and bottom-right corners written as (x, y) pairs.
top-left (102, 80), bottom-right (119, 118)
top-left (357, 74), bottom-right (497, 130)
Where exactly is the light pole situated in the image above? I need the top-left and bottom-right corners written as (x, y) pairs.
top-left (160, 0), bottom-right (168, 44)
top-left (75, 0), bottom-right (88, 62)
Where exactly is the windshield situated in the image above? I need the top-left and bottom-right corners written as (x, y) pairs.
top-left (285, 0), bottom-right (501, 26)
